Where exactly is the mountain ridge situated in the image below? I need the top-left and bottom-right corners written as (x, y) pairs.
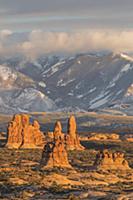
top-left (0, 52), bottom-right (133, 114)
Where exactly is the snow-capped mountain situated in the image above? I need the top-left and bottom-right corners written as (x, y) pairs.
top-left (0, 65), bottom-right (56, 114)
top-left (0, 52), bottom-right (133, 114)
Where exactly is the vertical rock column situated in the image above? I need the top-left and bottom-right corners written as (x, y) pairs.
top-left (41, 120), bottom-right (72, 169)
top-left (33, 120), bottom-right (45, 148)
top-left (20, 114), bottom-right (36, 148)
top-left (65, 115), bottom-right (85, 150)
top-left (6, 114), bottom-right (23, 149)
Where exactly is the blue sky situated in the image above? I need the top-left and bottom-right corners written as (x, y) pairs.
top-left (0, 0), bottom-right (133, 57)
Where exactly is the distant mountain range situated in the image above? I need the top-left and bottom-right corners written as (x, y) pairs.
top-left (0, 52), bottom-right (133, 114)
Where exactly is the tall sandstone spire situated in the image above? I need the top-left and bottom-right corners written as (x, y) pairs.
top-left (6, 114), bottom-right (23, 148)
top-left (6, 114), bottom-right (45, 149)
top-left (53, 121), bottom-right (64, 140)
top-left (65, 115), bottom-right (84, 150)
top-left (33, 120), bottom-right (45, 147)
top-left (41, 120), bottom-right (72, 169)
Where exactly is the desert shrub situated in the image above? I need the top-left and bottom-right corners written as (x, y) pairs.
top-left (49, 181), bottom-right (64, 193)
top-left (115, 181), bottom-right (124, 191)
top-left (68, 193), bottom-right (80, 200)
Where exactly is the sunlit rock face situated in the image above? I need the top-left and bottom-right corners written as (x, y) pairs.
top-left (94, 150), bottom-right (130, 171)
top-left (41, 124), bottom-right (72, 170)
top-left (33, 120), bottom-right (46, 147)
top-left (87, 133), bottom-right (120, 141)
top-left (6, 114), bottom-right (45, 149)
top-left (53, 121), bottom-right (64, 141)
top-left (6, 114), bottom-right (23, 149)
top-left (44, 116), bottom-right (85, 151)
top-left (65, 115), bottom-right (85, 150)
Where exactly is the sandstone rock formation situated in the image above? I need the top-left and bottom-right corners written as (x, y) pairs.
top-left (6, 114), bottom-right (23, 148)
top-left (41, 124), bottom-right (72, 169)
top-left (33, 120), bottom-right (45, 147)
top-left (94, 150), bottom-right (130, 170)
top-left (123, 134), bottom-right (133, 142)
top-left (65, 115), bottom-right (84, 150)
top-left (45, 121), bottom-right (64, 142)
top-left (44, 117), bottom-right (84, 151)
top-left (88, 133), bottom-right (120, 141)
top-left (20, 114), bottom-right (36, 148)
top-left (53, 121), bottom-right (64, 141)
top-left (6, 114), bottom-right (45, 149)
top-left (45, 132), bottom-right (54, 142)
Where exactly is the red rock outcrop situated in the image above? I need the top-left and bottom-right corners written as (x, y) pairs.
top-left (33, 120), bottom-right (45, 147)
top-left (53, 121), bottom-right (64, 140)
top-left (45, 132), bottom-right (54, 142)
top-left (20, 115), bottom-right (36, 148)
top-left (6, 114), bottom-right (45, 149)
top-left (88, 133), bottom-right (120, 141)
top-left (45, 121), bottom-right (64, 142)
top-left (41, 131), bottom-right (72, 169)
top-left (6, 114), bottom-right (23, 148)
top-left (123, 134), bottom-right (133, 142)
top-left (94, 150), bottom-right (130, 170)
top-left (65, 115), bottom-right (84, 150)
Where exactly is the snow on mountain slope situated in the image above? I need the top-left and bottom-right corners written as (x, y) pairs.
top-left (0, 65), bottom-right (17, 81)
top-left (40, 52), bottom-right (133, 110)
top-left (0, 65), bottom-right (56, 114)
top-left (0, 64), bottom-right (35, 89)
top-left (1, 52), bottom-right (133, 113)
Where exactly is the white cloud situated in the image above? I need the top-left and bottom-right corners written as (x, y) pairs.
top-left (0, 29), bottom-right (13, 40)
top-left (0, 29), bottom-right (14, 56)
top-left (0, 29), bottom-right (133, 58)
top-left (20, 29), bottom-right (133, 58)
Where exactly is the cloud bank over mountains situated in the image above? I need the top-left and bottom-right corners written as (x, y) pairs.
top-left (0, 29), bottom-right (133, 58)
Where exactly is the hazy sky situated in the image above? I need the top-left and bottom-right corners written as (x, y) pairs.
top-left (1, 0), bottom-right (133, 31)
top-left (0, 0), bottom-right (133, 56)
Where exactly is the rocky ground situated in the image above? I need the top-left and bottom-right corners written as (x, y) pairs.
top-left (1, 112), bottom-right (133, 199)
top-left (1, 140), bottom-right (133, 199)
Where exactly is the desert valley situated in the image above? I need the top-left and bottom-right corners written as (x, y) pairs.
top-left (1, 112), bottom-right (133, 199)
